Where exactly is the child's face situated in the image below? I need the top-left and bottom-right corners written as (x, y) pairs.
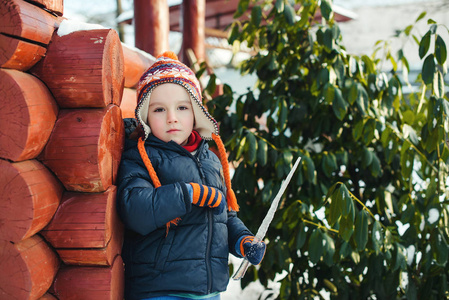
top-left (147, 83), bottom-right (195, 145)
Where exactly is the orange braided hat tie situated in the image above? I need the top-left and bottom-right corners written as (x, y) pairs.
top-left (138, 137), bottom-right (180, 234)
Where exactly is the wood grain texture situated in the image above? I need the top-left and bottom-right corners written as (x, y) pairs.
top-left (52, 255), bottom-right (124, 300)
top-left (39, 105), bottom-right (125, 192)
top-left (0, 159), bottom-right (63, 243)
top-left (0, 34), bottom-right (47, 71)
top-left (0, 0), bottom-right (59, 44)
top-left (0, 69), bottom-right (58, 162)
top-left (122, 44), bottom-right (154, 88)
top-left (41, 186), bottom-right (124, 266)
top-left (0, 235), bottom-right (59, 300)
top-left (31, 29), bottom-right (124, 108)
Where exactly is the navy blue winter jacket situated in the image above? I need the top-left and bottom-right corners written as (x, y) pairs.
top-left (116, 119), bottom-right (252, 300)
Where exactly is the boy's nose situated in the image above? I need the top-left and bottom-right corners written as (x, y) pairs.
top-left (167, 111), bottom-right (178, 123)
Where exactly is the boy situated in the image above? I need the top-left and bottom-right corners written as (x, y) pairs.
top-left (116, 51), bottom-right (265, 300)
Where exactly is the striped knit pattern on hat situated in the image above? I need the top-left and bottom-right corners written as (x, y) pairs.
top-left (135, 51), bottom-right (218, 141)
top-left (135, 51), bottom-right (239, 233)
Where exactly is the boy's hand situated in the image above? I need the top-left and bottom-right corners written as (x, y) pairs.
top-left (240, 236), bottom-right (266, 265)
top-left (186, 183), bottom-right (225, 214)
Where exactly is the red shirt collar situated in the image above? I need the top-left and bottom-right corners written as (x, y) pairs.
top-left (183, 130), bottom-right (202, 152)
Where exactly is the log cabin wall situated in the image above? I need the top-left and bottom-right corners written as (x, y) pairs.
top-left (0, 0), bottom-right (155, 299)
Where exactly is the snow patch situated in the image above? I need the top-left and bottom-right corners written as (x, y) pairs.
top-left (57, 19), bottom-right (107, 37)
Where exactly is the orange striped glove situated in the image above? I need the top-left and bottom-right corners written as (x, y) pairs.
top-left (239, 235), bottom-right (266, 265)
top-left (187, 183), bottom-right (225, 214)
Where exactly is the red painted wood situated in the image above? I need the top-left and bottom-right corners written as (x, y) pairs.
top-left (0, 0), bottom-right (59, 45)
top-left (27, 0), bottom-right (63, 16)
top-left (119, 88), bottom-right (137, 119)
top-left (134, 0), bottom-right (169, 56)
top-left (41, 186), bottom-right (124, 266)
top-left (181, 0), bottom-right (206, 63)
top-left (52, 255), bottom-right (124, 300)
top-left (31, 29), bottom-right (124, 108)
top-left (0, 69), bottom-right (58, 162)
top-left (39, 105), bottom-right (125, 192)
top-left (0, 34), bottom-right (47, 71)
top-left (0, 235), bottom-right (60, 300)
top-left (0, 159), bottom-right (63, 243)
top-left (122, 44), bottom-right (155, 88)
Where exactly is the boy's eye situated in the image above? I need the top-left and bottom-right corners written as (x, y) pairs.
top-left (178, 106), bottom-right (189, 110)
top-left (153, 108), bottom-right (164, 112)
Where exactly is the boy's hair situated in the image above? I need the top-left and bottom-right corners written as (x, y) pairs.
top-left (134, 52), bottom-right (239, 232)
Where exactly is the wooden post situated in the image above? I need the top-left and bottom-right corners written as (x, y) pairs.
top-left (52, 255), bottom-right (124, 300)
top-left (0, 69), bottom-right (58, 162)
top-left (39, 105), bottom-right (125, 193)
top-left (134, 0), bottom-right (169, 56)
top-left (41, 186), bottom-right (124, 266)
top-left (0, 235), bottom-right (59, 300)
top-left (31, 29), bottom-right (125, 108)
top-left (0, 159), bottom-right (63, 243)
top-left (181, 0), bottom-right (206, 64)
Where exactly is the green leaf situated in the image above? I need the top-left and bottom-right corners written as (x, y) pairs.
top-left (403, 124), bottom-right (419, 146)
top-left (433, 229), bottom-right (448, 266)
top-left (234, 0), bottom-right (249, 18)
top-left (308, 229), bottom-right (323, 264)
top-left (275, 0), bottom-right (284, 13)
top-left (348, 82), bottom-right (358, 105)
top-left (332, 87), bottom-right (348, 120)
top-left (339, 215), bottom-right (354, 242)
top-left (371, 220), bottom-right (383, 255)
top-left (257, 139), bottom-right (268, 166)
top-left (283, 3), bottom-right (296, 25)
top-left (320, 0), bottom-right (333, 21)
top-left (328, 185), bottom-right (343, 226)
top-left (354, 210), bottom-right (369, 251)
top-left (302, 156), bottom-right (316, 184)
top-left (322, 152), bottom-right (337, 178)
top-left (433, 70), bottom-right (445, 98)
top-left (419, 31), bottom-right (431, 59)
top-left (323, 28), bottom-right (334, 51)
top-left (370, 153), bottom-right (382, 178)
top-left (422, 54), bottom-right (436, 85)
top-left (361, 148), bottom-right (373, 168)
top-left (245, 132), bottom-right (257, 164)
top-left (235, 136), bottom-right (246, 159)
top-left (435, 35), bottom-right (447, 65)
top-left (251, 5), bottom-right (262, 27)
top-left (416, 11), bottom-right (427, 22)
top-left (296, 222), bottom-right (307, 249)
top-left (353, 119), bottom-right (364, 141)
top-left (278, 99), bottom-right (288, 130)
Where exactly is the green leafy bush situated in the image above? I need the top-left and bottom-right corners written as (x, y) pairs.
top-left (204, 1), bottom-right (449, 299)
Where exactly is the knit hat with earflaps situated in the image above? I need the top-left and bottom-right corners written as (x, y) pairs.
top-left (135, 51), bottom-right (239, 232)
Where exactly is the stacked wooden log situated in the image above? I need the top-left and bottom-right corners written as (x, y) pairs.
top-left (0, 0), bottom-right (155, 299)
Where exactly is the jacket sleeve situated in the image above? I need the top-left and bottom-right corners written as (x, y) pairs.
top-left (116, 150), bottom-right (192, 236)
top-left (227, 210), bottom-right (253, 258)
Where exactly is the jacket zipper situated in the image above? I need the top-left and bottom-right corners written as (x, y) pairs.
top-left (206, 209), bottom-right (213, 293)
top-left (181, 141), bottom-right (212, 292)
